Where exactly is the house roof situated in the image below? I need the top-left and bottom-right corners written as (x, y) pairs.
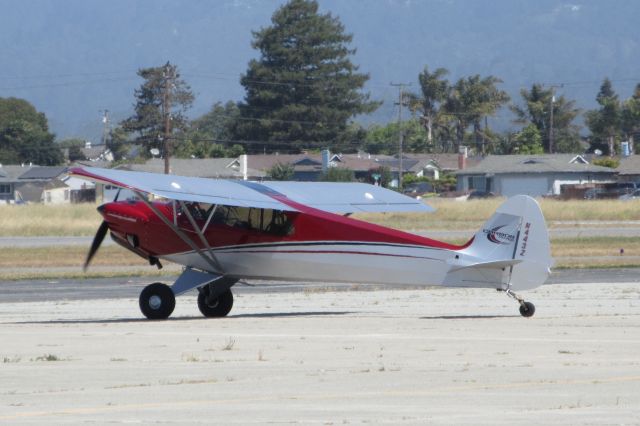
top-left (43, 179), bottom-right (70, 190)
top-left (455, 154), bottom-right (617, 175)
top-left (247, 154), bottom-right (320, 172)
top-left (18, 166), bottom-right (67, 180)
top-left (616, 156), bottom-right (640, 176)
top-left (407, 153), bottom-right (482, 172)
top-left (0, 165), bottom-right (36, 182)
top-left (117, 158), bottom-right (244, 179)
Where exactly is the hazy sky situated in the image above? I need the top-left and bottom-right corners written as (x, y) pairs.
top-left (1, 0), bottom-right (639, 140)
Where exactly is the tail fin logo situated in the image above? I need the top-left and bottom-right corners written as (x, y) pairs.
top-left (483, 225), bottom-right (516, 245)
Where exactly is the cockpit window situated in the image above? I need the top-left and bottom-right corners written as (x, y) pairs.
top-left (210, 205), bottom-right (294, 235)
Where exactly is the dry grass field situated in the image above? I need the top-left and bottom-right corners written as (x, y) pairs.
top-left (356, 198), bottom-right (640, 230)
top-left (2, 198), bottom-right (640, 237)
top-left (0, 203), bottom-right (101, 237)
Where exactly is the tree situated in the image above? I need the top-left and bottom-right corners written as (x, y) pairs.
top-left (320, 167), bottom-right (355, 182)
top-left (513, 124), bottom-right (544, 154)
top-left (621, 83), bottom-right (640, 154)
top-left (233, 0), bottom-right (379, 153)
top-left (511, 84), bottom-right (581, 153)
top-left (121, 62), bottom-right (194, 159)
top-left (367, 166), bottom-right (392, 187)
top-left (444, 75), bottom-right (509, 154)
top-left (176, 102), bottom-right (246, 159)
top-left (267, 162), bottom-right (295, 180)
top-left (59, 138), bottom-right (88, 162)
top-left (189, 101), bottom-right (239, 142)
top-left (362, 119), bottom-right (427, 155)
top-left (406, 66), bottom-right (450, 151)
top-left (586, 78), bottom-right (621, 156)
top-left (108, 126), bottom-right (131, 161)
top-left (0, 97), bottom-right (62, 165)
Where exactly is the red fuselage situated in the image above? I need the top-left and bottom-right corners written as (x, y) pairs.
top-left (100, 200), bottom-right (469, 262)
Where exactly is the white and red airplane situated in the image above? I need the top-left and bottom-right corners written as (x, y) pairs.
top-left (70, 166), bottom-right (553, 320)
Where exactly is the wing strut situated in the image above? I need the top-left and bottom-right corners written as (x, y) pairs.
top-left (178, 200), bottom-right (220, 266)
top-left (133, 191), bottom-right (224, 274)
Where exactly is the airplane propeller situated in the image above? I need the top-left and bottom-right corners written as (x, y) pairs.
top-left (84, 220), bottom-right (109, 271)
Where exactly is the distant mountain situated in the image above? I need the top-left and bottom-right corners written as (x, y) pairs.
top-left (1, 0), bottom-right (639, 142)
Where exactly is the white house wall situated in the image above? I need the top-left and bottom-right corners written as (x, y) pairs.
top-left (458, 172), bottom-right (617, 197)
top-left (498, 175), bottom-right (550, 197)
top-left (42, 188), bottom-right (70, 204)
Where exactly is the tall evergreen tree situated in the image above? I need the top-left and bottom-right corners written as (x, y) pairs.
top-left (511, 84), bottom-right (581, 153)
top-left (233, 0), bottom-right (379, 153)
top-left (0, 97), bottom-right (62, 165)
top-left (586, 78), bottom-right (621, 155)
top-left (121, 62), bottom-right (194, 158)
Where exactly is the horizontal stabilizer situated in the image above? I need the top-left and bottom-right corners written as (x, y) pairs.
top-left (448, 258), bottom-right (523, 272)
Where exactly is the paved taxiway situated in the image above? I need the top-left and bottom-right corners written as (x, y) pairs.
top-left (1, 275), bottom-right (639, 424)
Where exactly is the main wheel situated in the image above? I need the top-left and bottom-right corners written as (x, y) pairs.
top-left (139, 283), bottom-right (175, 320)
top-left (197, 288), bottom-right (233, 318)
top-left (519, 301), bottom-right (535, 318)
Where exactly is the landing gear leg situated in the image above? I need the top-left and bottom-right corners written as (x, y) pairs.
top-left (504, 287), bottom-right (535, 318)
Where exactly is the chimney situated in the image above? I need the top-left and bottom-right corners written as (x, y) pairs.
top-left (321, 149), bottom-right (331, 173)
top-left (458, 146), bottom-right (468, 170)
top-left (240, 154), bottom-right (248, 180)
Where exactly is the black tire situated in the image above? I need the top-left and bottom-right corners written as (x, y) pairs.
top-left (519, 301), bottom-right (535, 318)
top-left (198, 289), bottom-right (233, 318)
top-left (139, 283), bottom-right (175, 320)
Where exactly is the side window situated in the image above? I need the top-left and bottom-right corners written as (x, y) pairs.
top-left (208, 205), bottom-right (294, 235)
top-left (263, 209), bottom-right (294, 236)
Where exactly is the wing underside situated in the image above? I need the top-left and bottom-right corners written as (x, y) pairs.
top-left (69, 167), bottom-right (433, 214)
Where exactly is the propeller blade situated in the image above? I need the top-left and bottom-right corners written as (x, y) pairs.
top-left (84, 220), bottom-right (109, 271)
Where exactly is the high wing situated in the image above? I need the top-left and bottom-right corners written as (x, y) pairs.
top-left (69, 167), bottom-right (433, 214)
top-left (258, 181), bottom-right (433, 213)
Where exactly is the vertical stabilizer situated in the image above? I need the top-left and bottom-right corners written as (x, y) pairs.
top-left (446, 196), bottom-right (552, 291)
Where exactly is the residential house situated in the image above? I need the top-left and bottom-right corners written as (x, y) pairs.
top-left (96, 158), bottom-right (245, 202)
top-left (0, 165), bottom-right (71, 204)
top-left (41, 179), bottom-right (71, 204)
top-left (616, 155), bottom-right (640, 183)
top-left (408, 153), bottom-right (481, 180)
top-left (0, 165), bottom-right (27, 203)
top-left (455, 154), bottom-right (617, 197)
top-left (81, 142), bottom-right (114, 162)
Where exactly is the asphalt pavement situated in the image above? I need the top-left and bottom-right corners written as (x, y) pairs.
top-left (1, 268), bottom-right (638, 304)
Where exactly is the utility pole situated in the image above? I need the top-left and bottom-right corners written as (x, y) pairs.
top-left (391, 82), bottom-right (411, 189)
top-left (162, 62), bottom-right (175, 174)
top-left (548, 84), bottom-right (562, 154)
top-left (548, 91), bottom-right (555, 154)
top-left (100, 109), bottom-right (110, 149)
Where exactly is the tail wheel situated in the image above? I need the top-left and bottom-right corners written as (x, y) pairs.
top-left (139, 283), bottom-right (175, 320)
top-left (198, 289), bottom-right (233, 318)
top-left (519, 301), bottom-right (535, 318)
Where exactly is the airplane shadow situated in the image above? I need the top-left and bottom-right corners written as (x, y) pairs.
top-left (230, 311), bottom-right (353, 319)
top-left (420, 314), bottom-right (515, 320)
top-left (7, 311), bottom-right (353, 325)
